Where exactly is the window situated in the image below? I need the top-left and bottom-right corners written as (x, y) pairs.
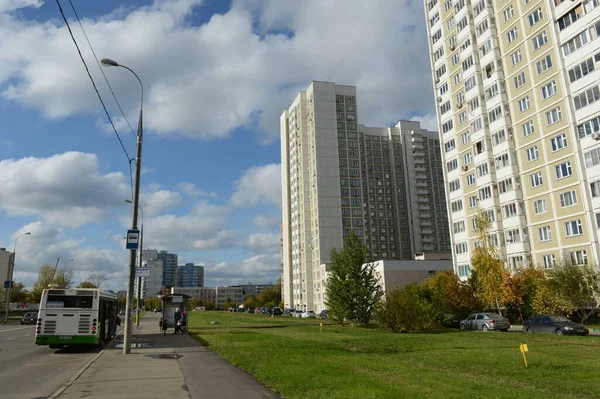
top-left (562, 30), bottom-right (589, 57)
top-left (573, 86), bottom-right (600, 110)
top-left (453, 220), bottom-right (466, 233)
top-left (447, 158), bottom-right (459, 172)
top-left (503, 202), bottom-right (520, 218)
top-left (485, 83), bottom-right (500, 100)
top-left (449, 179), bottom-right (461, 192)
top-left (511, 50), bottom-right (522, 65)
top-left (542, 254), bottom-right (556, 269)
top-left (569, 250), bottom-right (588, 266)
top-left (541, 80), bottom-right (558, 99)
top-left (455, 242), bottom-right (468, 254)
top-left (518, 96), bottom-right (530, 112)
top-left (522, 120), bottom-right (535, 137)
top-left (473, 0), bottom-right (485, 16)
top-left (462, 56), bottom-right (474, 71)
top-left (479, 186), bottom-right (492, 200)
top-left (526, 146), bottom-right (539, 162)
top-left (464, 152), bottom-right (473, 165)
top-left (514, 72), bottom-right (526, 89)
top-left (460, 37), bottom-right (471, 52)
top-left (568, 55), bottom-right (595, 83)
top-left (492, 129), bottom-right (507, 146)
top-left (439, 82), bottom-right (449, 95)
top-left (538, 226), bottom-right (552, 242)
top-left (530, 172), bottom-right (543, 188)
top-left (467, 174), bottom-right (476, 186)
top-left (578, 116), bottom-right (600, 139)
top-left (476, 19), bottom-right (489, 37)
top-left (430, 11), bottom-right (440, 27)
top-left (560, 190), bottom-right (577, 207)
top-left (442, 119), bottom-right (454, 133)
top-left (503, 6), bottom-right (514, 21)
top-left (445, 139), bottom-right (456, 153)
top-left (440, 101), bottom-right (451, 115)
top-left (536, 55), bottom-right (552, 75)
top-left (507, 27), bottom-right (518, 43)
top-left (555, 161), bottom-right (573, 179)
top-left (585, 147), bottom-right (600, 167)
top-left (452, 54), bottom-right (460, 65)
top-left (565, 220), bottom-right (583, 237)
top-left (468, 96), bottom-right (480, 113)
top-left (505, 229), bottom-right (521, 243)
top-left (465, 75), bottom-right (478, 92)
top-left (557, 5), bottom-right (583, 31)
top-left (436, 64), bottom-right (447, 79)
top-left (545, 107), bottom-right (562, 125)
top-left (495, 153), bottom-right (510, 169)
top-left (457, 264), bottom-right (471, 277)
top-left (459, 111), bottom-right (467, 124)
top-left (488, 106), bottom-right (503, 123)
top-left (534, 198), bottom-right (547, 214)
top-left (479, 40), bottom-right (492, 58)
top-left (498, 177), bottom-right (513, 194)
top-left (454, 72), bottom-right (461, 85)
top-left (528, 8), bottom-right (543, 27)
top-left (451, 199), bottom-right (463, 212)
top-left (477, 162), bottom-right (489, 177)
top-left (469, 195), bottom-right (479, 208)
top-left (470, 117), bottom-right (484, 133)
top-left (550, 133), bottom-right (567, 151)
top-left (591, 180), bottom-right (600, 197)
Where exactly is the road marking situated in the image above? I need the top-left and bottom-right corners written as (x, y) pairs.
top-left (7, 337), bottom-right (15, 340)
top-left (24, 334), bottom-right (30, 337)
top-left (0, 325), bottom-right (32, 333)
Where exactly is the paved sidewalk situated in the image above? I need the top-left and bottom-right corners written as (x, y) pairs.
top-left (53, 313), bottom-right (281, 399)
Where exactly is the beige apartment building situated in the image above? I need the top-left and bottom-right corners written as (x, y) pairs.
top-left (424, 0), bottom-right (600, 278)
top-left (280, 81), bottom-right (451, 312)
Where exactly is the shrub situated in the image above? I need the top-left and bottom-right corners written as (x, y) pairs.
top-left (377, 283), bottom-right (438, 333)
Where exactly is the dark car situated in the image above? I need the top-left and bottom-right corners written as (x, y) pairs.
top-left (20, 311), bottom-right (38, 325)
top-left (247, 307), bottom-right (255, 314)
top-left (272, 307), bottom-right (282, 316)
top-left (319, 310), bottom-right (328, 319)
top-left (523, 314), bottom-right (589, 335)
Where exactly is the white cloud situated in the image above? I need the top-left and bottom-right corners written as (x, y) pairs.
top-left (204, 253), bottom-right (281, 286)
top-left (410, 113), bottom-right (438, 132)
top-left (253, 215), bottom-right (281, 229)
top-left (0, 0), bottom-right (42, 13)
top-left (177, 182), bottom-right (217, 199)
top-left (244, 232), bottom-right (280, 253)
top-left (230, 163), bottom-right (281, 208)
top-left (140, 189), bottom-right (182, 216)
top-left (0, 152), bottom-right (130, 227)
top-left (0, 0), bottom-right (433, 142)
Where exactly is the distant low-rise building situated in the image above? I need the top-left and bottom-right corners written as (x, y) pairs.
top-left (236, 283), bottom-right (275, 301)
top-left (172, 286), bottom-right (243, 310)
top-left (0, 248), bottom-right (14, 286)
top-left (371, 259), bottom-right (453, 294)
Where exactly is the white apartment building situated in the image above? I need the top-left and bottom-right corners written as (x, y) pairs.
top-left (424, 0), bottom-right (600, 278)
top-left (281, 81), bottom-right (451, 312)
top-left (134, 249), bottom-right (163, 299)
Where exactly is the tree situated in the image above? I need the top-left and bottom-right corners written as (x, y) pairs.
top-left (145, 297), bottom-right (162, 310)
top-left (422, 271), bottom-right (478, 319)
top-left (78, 281), bottom-right (97, 288)
top-left (29, 264), bottom-right (73, 304)
top-left (88, 272), bottom-right (108, 288)
top-left (377, 284), bottom-right (438, 332)
top-left (470, 211), bottom-right (506, 314)
top-left (325, 232), bottom-right (384, 326)
top-left (244, 295), bottom-right (258, 309)
top-left (499, 265), bottom-right (547, 323)
top-left (1, 282), bottom-right (30, 304)
top-left (547, 263), bottom-right (600, 323)
top-left (119, 297), bottom-right (127, 308)
top-left (205, 301), bottom-right (215, 310)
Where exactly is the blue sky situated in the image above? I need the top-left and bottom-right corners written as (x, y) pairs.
top-left (0, 0), bottom-right (435, 291)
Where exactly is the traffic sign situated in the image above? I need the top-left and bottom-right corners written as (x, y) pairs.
top-left (135, 267), bottom-right (151, 277)
top-left (126, 229), bottom-right (140, 250)
top-left (3, 281), bottom-right (12, 289)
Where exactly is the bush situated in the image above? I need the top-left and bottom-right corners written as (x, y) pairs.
top-left (377, 283), bottom-right (438, 333)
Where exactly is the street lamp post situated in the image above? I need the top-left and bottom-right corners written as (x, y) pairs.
top-left (4, 232), bottom-right (31, 322)
top-left (52, 257), bottom-right (74, 282)
top-left (103, 57), bottom-right (144, 355)
top-left (125, 200), bottom-right (143, 327)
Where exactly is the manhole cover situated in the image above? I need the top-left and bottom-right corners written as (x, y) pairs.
top-left (146, 353), bottom-right (182, 359)
top-left (114, 342), bottom-right (153, 348)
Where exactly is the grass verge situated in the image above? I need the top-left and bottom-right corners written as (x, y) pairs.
top-left (188, 311), bottom-right (600, 399)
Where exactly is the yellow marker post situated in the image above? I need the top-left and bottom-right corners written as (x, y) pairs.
top-left (320, 322), bottom-right (323, 333)
top-left (519, 343), bottom-right (529, 367)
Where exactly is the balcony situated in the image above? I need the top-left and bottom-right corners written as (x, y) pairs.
top-left (413, 150), bottom-right (425, 158)
top-left (417, 196), bottom-right (429, 203)
top-left (416, 182), bottom-right (428, 188)
top-left (420, 220), bottom-right (432, 227)
top-left (414, 158), bottom-right (426, 165)
top-left (415, 165), bottom-right (426, 172)
top-left (416, 173), bottom-right (427, 180)
top-left (417, 189), bottom-right (429, 195)
top-left (422, 236), bottom-right (434, 243)
top-left (418, 204), bottom-right (430, 211)
top-left (423, 244), bottom-right (434, 251)
top-left (422, 227), bottom-right (433, 234)
top-left (412, 144), bottom-right (424, 150)
top-left (419, 212), bottom-right (431, 218)
top-left (411, 135), bottom-right (423, 143)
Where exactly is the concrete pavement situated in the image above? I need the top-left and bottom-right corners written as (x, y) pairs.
top-left (0, 323), bottom-right (103, 399)
top-left (53, 312), bottom-right (281, 399)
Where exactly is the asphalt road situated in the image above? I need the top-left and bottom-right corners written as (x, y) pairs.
top-left (0, 322), bottom-right (101, 399)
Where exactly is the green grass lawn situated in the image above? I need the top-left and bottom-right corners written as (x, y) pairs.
top-left (188, 311), bottom-right (600, 399)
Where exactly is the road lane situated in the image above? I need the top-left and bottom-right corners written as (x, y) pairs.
top-left (0, 325), bottom-right (101, 399)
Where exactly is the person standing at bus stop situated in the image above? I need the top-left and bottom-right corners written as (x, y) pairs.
top-left (173, 308), bottom-right (182, 334)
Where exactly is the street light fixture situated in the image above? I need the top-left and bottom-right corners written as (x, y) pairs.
top-left (103, 57), bottom-right (144, 355)
top-left (125, 199), bottom-right (144, 327)
top-left (4, 232), bottom-right (31, 322)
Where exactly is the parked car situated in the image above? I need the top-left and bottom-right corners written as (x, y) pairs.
top-left (283, 308), bottom-right (294, 317)
top-left (20, 311), bottom-right (38, 325)
top-left (319, 310), bottom-right (328, 319)
top-left (247, 307), bottom-right (255, 314)
top-left (460, 313), bottom-right (510, 331)
top-left (523, 314), bottom-right (589, 335)
top-left (303, 310), bottom-right (317, 318)
top-left (272, 307), bottom-right (282, 316)
top-left (293, 310), bottom-right (304, 318)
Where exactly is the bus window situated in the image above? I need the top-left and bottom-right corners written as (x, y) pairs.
top-left (46, 295), bottom-right (94, 308)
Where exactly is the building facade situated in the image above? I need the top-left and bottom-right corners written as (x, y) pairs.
top-left (158, 250), bottom-right (178, 287)
top-left (0, 248), bottom-right (14, 288)
top-left (176, 263), bottom-right (204, 287)
top-left (280, 81), bottom-right (451, 312)
top-left (172, 286), bottom-right (244, 310)
top-left (424, 0), bottom-right (600, 277)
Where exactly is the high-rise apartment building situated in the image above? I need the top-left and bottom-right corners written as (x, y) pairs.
top-left (424, 0), bottom-right (600, 278)
top-left (158, 250), bottom-right (178, 287)
top-left (280, 81), bottom-right (451, 312)
top-left (176, 263), bottom-right (204, 287)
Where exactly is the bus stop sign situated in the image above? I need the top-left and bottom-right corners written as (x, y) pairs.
top-left (126, 229), bottom-right (140, 250)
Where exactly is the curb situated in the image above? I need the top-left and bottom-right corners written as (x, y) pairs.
top-left (47, 328), bottom-right (123, 399)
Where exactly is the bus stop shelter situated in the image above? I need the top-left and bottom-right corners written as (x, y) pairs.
top-left (157, 294), bottom-right (190, 333)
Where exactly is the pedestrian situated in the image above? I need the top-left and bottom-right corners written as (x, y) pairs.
top-left (173, 308), bottom-right (182, 334)
top-left (179, 311), bottom-right (187, 333)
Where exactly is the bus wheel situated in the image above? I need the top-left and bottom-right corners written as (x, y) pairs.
top-left (49, 344), bottom-right (63, 349)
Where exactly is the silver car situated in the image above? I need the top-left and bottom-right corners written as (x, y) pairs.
top-left (460, 313), bottom-right (510, 332)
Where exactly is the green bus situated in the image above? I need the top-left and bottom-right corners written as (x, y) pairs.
top-left (35, 288), bottom-right (119, 348)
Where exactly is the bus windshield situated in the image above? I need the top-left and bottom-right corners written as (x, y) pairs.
top-left (46, 295), bottom-right (94, 308)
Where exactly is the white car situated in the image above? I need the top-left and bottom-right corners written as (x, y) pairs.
top-left (303, 310), bottom-right (317, 318)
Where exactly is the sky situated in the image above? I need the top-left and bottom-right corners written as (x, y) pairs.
top-left (0, 0), bottom-right (437, 292)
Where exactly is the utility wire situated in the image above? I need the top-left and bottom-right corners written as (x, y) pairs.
top-left (67, 0), bottom-right (137, 140)
top-left (54, 0), bottom-right (132, 165)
